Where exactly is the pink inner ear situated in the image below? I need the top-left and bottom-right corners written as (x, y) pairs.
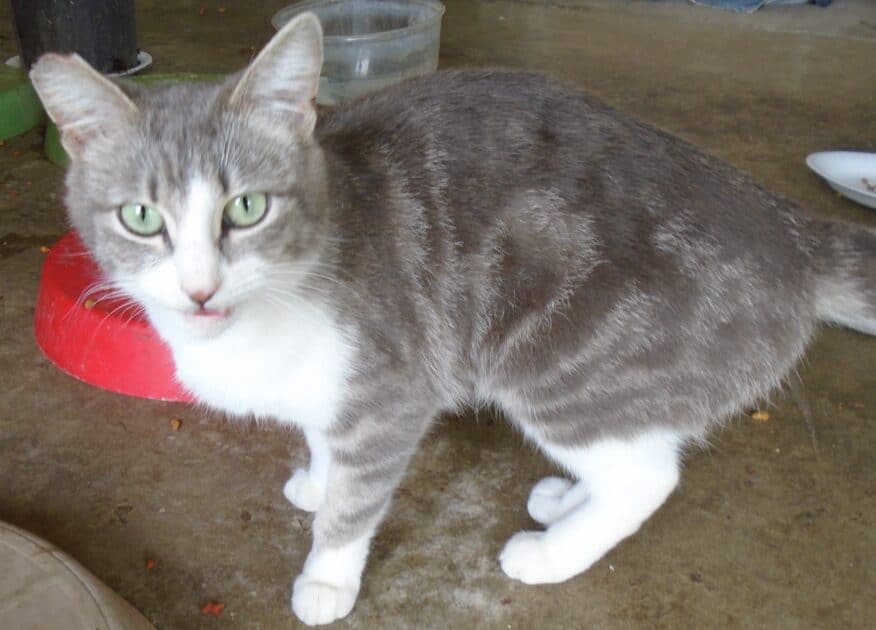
top-left (59, 132), bottom-right (87, 160)
top-left (57, 111), bottom-right (113, 160)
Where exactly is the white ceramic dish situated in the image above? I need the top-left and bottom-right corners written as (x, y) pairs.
top-left (5, 50), bottom-right (152, 77)
top-left (806, 151), bottom-right (876, 210)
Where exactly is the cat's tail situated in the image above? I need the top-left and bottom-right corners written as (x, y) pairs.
top-left (813, 220), bottom-right (876, 335)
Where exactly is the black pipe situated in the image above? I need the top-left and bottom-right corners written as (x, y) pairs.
top-left (10, 0), bottom-right (138, 73)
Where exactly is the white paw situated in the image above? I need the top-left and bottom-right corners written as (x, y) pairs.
top-left (527, 476), bottom-right (573, 525)
top-left (292, 574), bottom-right (358, 626)
top-left (283, 468), bottom-right (326, 512)
top-left (499, 530), bottom-right (571, 584)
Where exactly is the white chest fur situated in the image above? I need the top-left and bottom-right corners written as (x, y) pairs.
top-left (158, 301), bottom-right (354, 429)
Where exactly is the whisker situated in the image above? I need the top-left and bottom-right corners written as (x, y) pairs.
top-left (258, 261), bottom-right (362, 300)
top-left (263, 293), bottom-right (312, 317)
top-left (63, 280), bottom-right (125, 323)
top-left (98, 298), bottom-right (144, 327)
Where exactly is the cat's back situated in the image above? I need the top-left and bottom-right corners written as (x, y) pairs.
top-left (317, 70), bottom-right (804, 254)
top-left (316, 70), bottom-right (642, 224)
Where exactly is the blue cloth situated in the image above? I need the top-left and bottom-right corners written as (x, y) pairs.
top-left (688, 0), bottom-right (831, 13)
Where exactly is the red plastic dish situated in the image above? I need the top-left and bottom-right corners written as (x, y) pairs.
top-left (34, 231), bottom-right (193, 402)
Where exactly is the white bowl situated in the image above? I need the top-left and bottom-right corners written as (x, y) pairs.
top-left (806, 151), bottom-right (876, 210)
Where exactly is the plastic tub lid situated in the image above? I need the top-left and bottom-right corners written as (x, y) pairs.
top-left (34, 231), bottom-right (192, 402)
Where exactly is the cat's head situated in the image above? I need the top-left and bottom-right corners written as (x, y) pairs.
top-left (30, 13), bottom-right (330, 339)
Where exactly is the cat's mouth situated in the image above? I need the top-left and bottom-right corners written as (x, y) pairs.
top-left (182, 306), bottom-right (233, 334)
top-left (190, 306), bottom-right (230, 319)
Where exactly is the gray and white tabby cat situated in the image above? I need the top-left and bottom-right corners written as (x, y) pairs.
top-left (30, 13), bottom-right (876, 626)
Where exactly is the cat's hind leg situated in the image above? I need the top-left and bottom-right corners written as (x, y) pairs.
top-left (501, 428), bottom-right (683, 584)
top-left (526, 476), bottom-right (588, 525)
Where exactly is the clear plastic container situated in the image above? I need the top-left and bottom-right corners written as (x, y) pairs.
top-left (272, 0), bottom-right (445, 105)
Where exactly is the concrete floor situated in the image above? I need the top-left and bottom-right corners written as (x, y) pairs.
top-left (1, 0), bottom-right (875, 628)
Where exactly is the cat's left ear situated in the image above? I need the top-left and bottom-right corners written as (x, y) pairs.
top-left (229, 12), bottom-right (323, 137)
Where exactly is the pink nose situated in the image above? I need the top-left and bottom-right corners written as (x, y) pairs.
top-left (186, 286), bottom-right (218, 308)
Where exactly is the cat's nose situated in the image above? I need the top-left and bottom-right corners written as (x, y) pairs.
top-left (186, 285), bottom-right (219, 308)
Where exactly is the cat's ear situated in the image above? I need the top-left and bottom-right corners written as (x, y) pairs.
top-left (229, 12), bottom-right (323, 137)
top-left (29, 53), bottom-right (139, 161)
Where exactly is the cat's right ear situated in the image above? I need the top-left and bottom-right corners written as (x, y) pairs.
top-left (29, 53), bottom-right (138, 161)
top-left (228, 12), bottom-right (323, 138)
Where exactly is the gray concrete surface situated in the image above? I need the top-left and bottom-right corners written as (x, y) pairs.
top-left (1, 1), bottom-right (874, 628)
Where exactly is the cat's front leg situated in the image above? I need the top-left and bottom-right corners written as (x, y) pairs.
top-left (284, 429), bottom-right (330, 512)
top-left (292, 533), bottom-right (371, 626)
top-left (290, 403), bottom-right (434, 626)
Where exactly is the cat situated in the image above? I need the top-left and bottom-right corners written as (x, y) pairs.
top-left (29, 12), bottom-right (875, 626)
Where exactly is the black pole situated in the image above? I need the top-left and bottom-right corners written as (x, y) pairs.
top-left (10, 0), bottom-right (138, 73)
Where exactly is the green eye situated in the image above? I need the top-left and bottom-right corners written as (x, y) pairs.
top-left (119, 203), bottom-right (164, 236)
top-left (223, 193), bottom-right (268, 228)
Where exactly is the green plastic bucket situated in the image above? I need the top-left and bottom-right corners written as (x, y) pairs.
top-left (0, 64), bottom-right (45, 140)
